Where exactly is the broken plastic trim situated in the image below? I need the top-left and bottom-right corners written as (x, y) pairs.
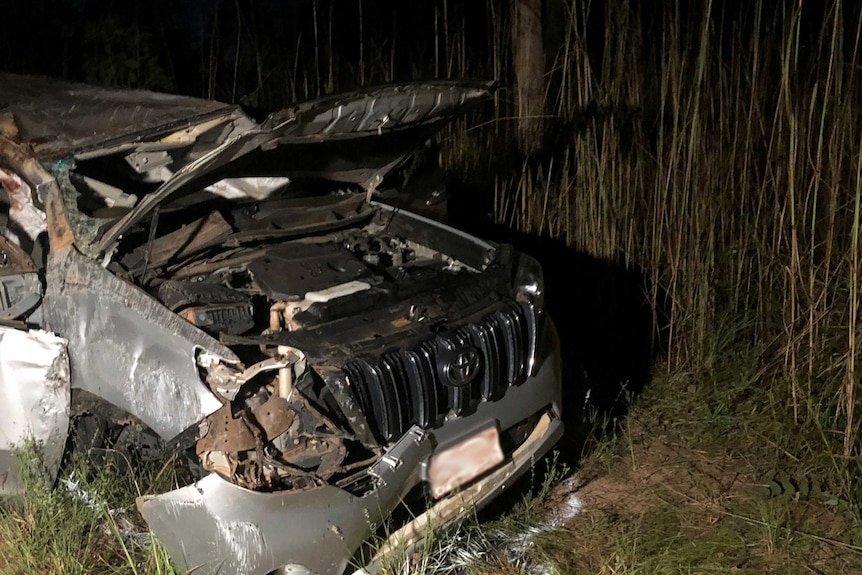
top-left (197, 347), bottom-right (306, 403)
top-left (359, 412), bottom-right (561, 575)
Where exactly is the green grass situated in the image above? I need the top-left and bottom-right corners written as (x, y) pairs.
top-left (0, 444), bottom-right (180, 575)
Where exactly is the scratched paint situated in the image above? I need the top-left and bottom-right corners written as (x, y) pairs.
top-left (215, 519), bottom-right (267, 572)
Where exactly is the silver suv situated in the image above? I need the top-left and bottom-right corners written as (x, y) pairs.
top-left (0, 74), bottom-right (562, 575)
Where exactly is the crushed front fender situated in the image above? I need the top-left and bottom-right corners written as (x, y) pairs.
top-left (42, 244), bottom-right (237, 440)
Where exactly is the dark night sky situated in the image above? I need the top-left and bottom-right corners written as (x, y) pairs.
top-left (0, 0), bottom-right (503, 111)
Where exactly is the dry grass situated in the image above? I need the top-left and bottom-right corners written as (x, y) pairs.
top-left (435, 2), bottom-right (862, 572)
top-left (0, 445), bottom-right (179, 575)
top-left (516, 367), bottom-right (862, 575)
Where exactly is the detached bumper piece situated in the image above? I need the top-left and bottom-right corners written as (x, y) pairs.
top-left (363, 411), bottom-right (562, 574)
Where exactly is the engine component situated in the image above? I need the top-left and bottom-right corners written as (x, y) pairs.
top-left (196, 388), bottom-right (348, 491)
top-left (269, 280), bottom-right (372, 331)
top-left (248, 241), bottom-right (371, 300)
top-left (158, 280), bottom-right (253, 336)
top-left (195, 347), bottom-right (349, 491)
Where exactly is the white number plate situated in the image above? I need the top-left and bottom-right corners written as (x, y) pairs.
top-left (428, 426), bottom-right (505, 499)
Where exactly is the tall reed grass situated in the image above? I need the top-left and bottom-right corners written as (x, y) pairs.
top-left (467, 0), bottom-right (862, 465)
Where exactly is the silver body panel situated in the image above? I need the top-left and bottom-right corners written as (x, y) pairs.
top-left (0, 327), bottom-right (69, 494)
top-left (42, 246), bottom-right (236, 440)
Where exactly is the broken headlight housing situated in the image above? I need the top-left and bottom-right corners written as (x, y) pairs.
top-left (513, 251), bottom-right (545, 314)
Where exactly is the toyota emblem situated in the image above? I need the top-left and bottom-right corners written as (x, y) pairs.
top-left (443, 346), bottom-right (482, 387)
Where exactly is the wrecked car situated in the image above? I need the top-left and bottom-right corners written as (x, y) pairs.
top-left (0, 73), bottom-right (563, 575)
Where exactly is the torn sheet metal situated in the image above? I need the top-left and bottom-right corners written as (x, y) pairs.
top-left (0, 327), bottom-right (69, 494)
top-left (0, 73), bottom-right (239, 160)
top-left (0, 272), bottom-right (41, 320)
top-left (42, 246), bottom-right (235, 440)
top-left (122, 211), bottom-right (234, 273)
top-left (0, 235), bottom-right (42, 320)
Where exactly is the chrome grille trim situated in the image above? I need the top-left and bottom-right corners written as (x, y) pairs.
top-left (343, 302), bottom-right (537, 442)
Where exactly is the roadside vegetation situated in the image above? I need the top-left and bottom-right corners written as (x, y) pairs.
top-left (2, 0), bottom-right (862, 573)
top-left (0, 445), bottom-right (179, 575)
top-left (445, 0), bottom-right (862, 572)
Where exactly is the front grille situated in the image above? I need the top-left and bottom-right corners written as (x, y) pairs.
top-left (342, 302), bottom-right (537, 442)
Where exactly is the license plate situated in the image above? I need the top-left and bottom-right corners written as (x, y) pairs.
top-left (428, 426), bottom-right (504, 499)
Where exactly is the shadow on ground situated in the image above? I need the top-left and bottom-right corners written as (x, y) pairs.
top-left (449, 189), bottom-right (669, 470)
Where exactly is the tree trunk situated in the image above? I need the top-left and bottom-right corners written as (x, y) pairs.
top-left (512, 0), bottom-right (544, 155)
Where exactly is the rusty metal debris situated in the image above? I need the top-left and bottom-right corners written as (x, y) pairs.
top-left (0, 234), bottom-right (41, 320)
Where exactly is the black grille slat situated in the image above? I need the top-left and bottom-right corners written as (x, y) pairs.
top-left (383, 351), bottom-right (417, 427)
top-left (402, 350), bottom-right (436, 428)
top-left (494, 311), bottom-right (518, 386)
top-left (510, 304), bottom-right (527, 384)
top-left (468, 323), bottom-right (501, 400)
top-left (377, 356), bottom-right (406, 441)
top-left (342, 303), bottom-right (536, 442)
top-left (415, 344), bottom-right (441, 427)
top-left (483, 314), bottom-right (504, 395)
top-left (345, 361), bottom-right (390, 440)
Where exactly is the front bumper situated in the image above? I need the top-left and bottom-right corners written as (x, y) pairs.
top-left (138, 320), bottom-right (563, 575)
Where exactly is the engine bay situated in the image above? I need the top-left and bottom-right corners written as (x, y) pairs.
top-left (101, 184), bottom-right (514, 493)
